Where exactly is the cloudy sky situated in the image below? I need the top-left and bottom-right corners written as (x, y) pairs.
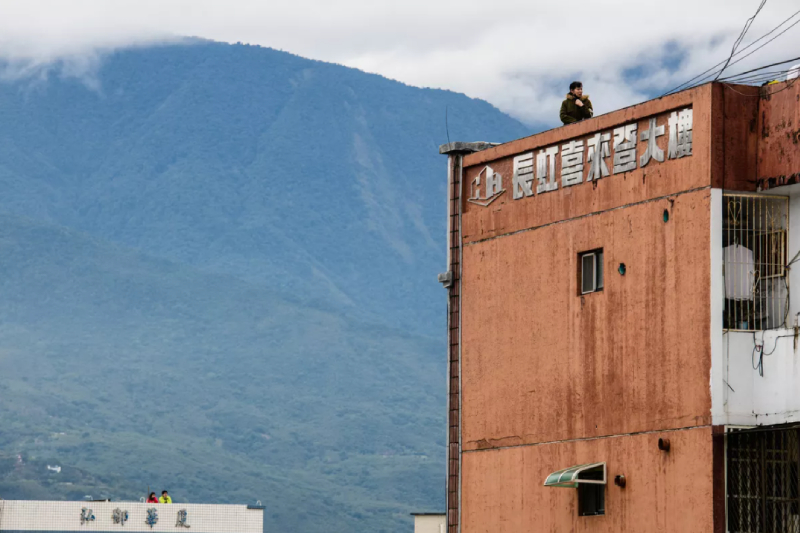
top-left (1, 0), bottom-right (799, 126)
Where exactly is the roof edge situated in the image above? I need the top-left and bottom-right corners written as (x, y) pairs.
top-left (439, 141), bottom-right (499, 155)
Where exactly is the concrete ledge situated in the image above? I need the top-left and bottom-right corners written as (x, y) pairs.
top-left (439, 141), bottom-right (499, 155)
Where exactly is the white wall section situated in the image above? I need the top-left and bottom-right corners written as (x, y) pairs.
top-left (0, 501), bottom-right (263, 533)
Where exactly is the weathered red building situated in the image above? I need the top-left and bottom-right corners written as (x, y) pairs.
top-left (440, 81), bottom-right (800, 533)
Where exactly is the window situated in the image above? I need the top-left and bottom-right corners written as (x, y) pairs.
top-left (544, 462), bottom-right (606, 516)
top-left (727, 428), bottom-right (799, 533)
top-left (580, 249), bottom-right (604, 294)
top-left (723, 194), bottom-right (788, 331)
top-left (578, 483), bottom-right (605, 516)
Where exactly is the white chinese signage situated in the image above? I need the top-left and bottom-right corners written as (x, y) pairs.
top-left (475, 108), bottom-right (693, 206)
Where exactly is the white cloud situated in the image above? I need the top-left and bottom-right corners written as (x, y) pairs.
top-left (1, 0), bottom-right (799, 126)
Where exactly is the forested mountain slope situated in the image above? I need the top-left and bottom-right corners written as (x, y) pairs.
top-left (0, 40), bottom-right (529, 532)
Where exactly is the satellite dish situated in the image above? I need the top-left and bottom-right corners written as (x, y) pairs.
top-left (787, 64), bottom-right (800, 81)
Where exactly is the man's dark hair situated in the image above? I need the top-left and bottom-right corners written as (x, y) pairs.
top-left (569, 81), bottom-right (583, 91)
top-left (162, 490), bottom-right (168, 494)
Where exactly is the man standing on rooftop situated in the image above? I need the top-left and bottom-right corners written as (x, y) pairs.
top-left (560, 81), bottom-right (593, 125)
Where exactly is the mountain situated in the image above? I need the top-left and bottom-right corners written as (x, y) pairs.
top-left (0, 39), bottom-right (528, 332)
top-left (0, 213), bottom-right (443, 532)
top-left (0, 40), bottom-right (528, 532)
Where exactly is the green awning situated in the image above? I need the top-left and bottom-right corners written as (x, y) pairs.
top-left (543, 462), bottom-right (606, 488)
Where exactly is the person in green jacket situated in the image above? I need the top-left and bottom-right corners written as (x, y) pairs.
top-left (159, 490), bottom-right (172, 504)
top-left (560, 81), bottom-right (593, 125)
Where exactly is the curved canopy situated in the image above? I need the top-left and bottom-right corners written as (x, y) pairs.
top-left (543, 462), bottom-right (606, 488)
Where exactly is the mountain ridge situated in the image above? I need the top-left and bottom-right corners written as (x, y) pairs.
top-left (0, 39), bottom-right (529, 532)
top-left (0, 39), bottom-right (528, 333)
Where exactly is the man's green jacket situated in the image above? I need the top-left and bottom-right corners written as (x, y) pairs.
top-left (560, 93), bottom-right (594, 124)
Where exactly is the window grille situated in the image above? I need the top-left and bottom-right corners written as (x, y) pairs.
top-left (727, 427), bottom-right (800, 533)
top-left (723, 194), bottom-right (789, 331)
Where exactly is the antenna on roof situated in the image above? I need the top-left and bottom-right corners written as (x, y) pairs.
top-left (445, 106), bottom-right (452, 148)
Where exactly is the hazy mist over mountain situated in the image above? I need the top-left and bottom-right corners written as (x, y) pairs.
top-left (0, 39), bottom-right (528, 532)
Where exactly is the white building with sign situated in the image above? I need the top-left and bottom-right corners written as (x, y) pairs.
top-left (0, 501), bottom-right (263, 533)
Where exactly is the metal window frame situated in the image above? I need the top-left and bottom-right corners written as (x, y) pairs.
top-left (722, 193), bottom-right (789, 332)
top-left (580, 250), bottom-right (604, 295)
top-left (725, 426), bottom-right (800, 533)
top-left (578, 483), bottom-right (606, 517)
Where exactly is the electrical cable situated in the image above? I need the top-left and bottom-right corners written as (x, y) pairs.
top-left (723, 75), bottom-right (799, 97)
top-left (720, 68), bottom-right (794, 84)
top-left (752, 344), bottom-right (763, 375)
top-left (716, 0), bottom-right (768, 81)
top-left (662, 7), bottom-right (800, 96)
top-left (725, 68), bottom-right (793, 79)
top-left (724, 76), bottom-right (784, 86)
top-left (718, 55), bottom-right (800, 81)
top-left (721, 76), bottom-right (782, 88)
top-left (692, 17), bottom-right (800, 90)
top-left (728, 75), bottom-right (789, 86)
top-left (717, 71), bottom-right (797, 88)
top-left (788, 249), bottom-right (800, 267)
top-left (751, 332), bottom-right (794, 376)
top-left (681, 11), bottom-right (800, 92)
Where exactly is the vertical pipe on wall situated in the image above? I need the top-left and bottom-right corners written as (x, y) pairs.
top-left (457, 154), bottom-right (463, 533)
top-left (440, 141), bottom-right (495, 533)
top-left (445, 152), bottom-right (462, 533)
top-left (444, 154), bottom-right (451, 532)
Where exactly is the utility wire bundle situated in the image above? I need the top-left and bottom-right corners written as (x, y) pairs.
top-left (662, 4), bottom-right (800, 96)
top-left (714, 0), bottom-right (768, 81)
top-left (718, 62), bottom-right (799, 85)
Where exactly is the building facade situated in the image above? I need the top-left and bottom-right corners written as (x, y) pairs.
top-left (440, 81), bottom-right (800, 533)
top-left (0, 500), bottom-right (263, 533)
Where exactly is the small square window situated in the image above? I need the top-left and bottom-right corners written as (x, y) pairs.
top-left (578, 483), bottom-right (605, 516)
top-left (580, 249), bottom-right (604, 294)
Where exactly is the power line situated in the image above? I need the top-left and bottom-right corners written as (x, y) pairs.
top-left (661, 7), bottom-right (800, 96)
top-left (723, 75), bottom-right (799, 97)
top-left (715, 0), bottom-right (768, 81)
top-left (663, 4), bottom-right (795, 95)
top-left (703, 16), bottom-right (800, 85)
top-left (721, 69), bottom-right (793, 84)
top-left (721, 71), bottom-right (792, 86)
top-left (718, 55), bottom-right (800, 81)
top-left (676, 10), bottom-right (800, 92)
top-left (683, 16), bottom-right (800, 90)
top-left (722, 66), bottom-right (794, 80)
top-left (721, 69), bottom-right (792, 84)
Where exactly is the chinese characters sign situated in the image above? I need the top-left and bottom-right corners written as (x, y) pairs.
top-left (145, 508), bottom-right (159, 528)
top-left (176, 509), bottom-right (191, 528)
top-left (80, 509), bottom-right (96, 525)
top-left (490, 108), bottom-right (693, 206)
top-left (77, 507), bottom-right (195, 529)
top-left (112, 509), bottom-right (129, 526)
